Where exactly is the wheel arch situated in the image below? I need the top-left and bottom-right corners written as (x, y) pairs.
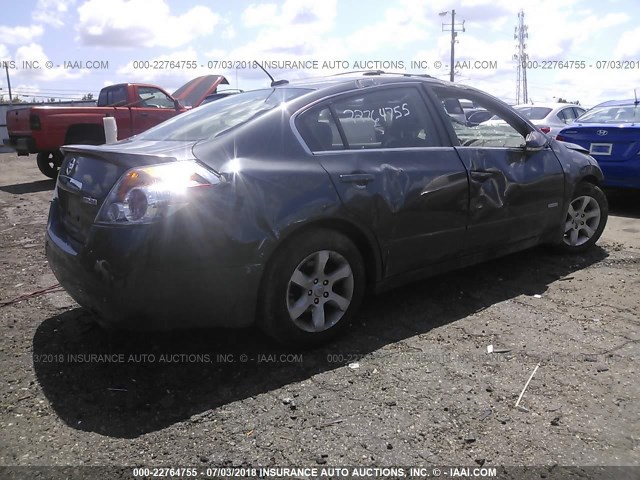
top-left (259, 217), bottom-right (383, 298)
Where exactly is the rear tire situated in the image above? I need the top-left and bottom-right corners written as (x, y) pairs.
top-left (258, 229), bottom-right (365, 346)
top-left (36, 151), bottom-right (63, 179)
top-left (554, 182), bottom-right (608, 253)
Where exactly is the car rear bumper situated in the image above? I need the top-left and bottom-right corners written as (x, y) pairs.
top-left (4, 136), bottom-right (37, 155)
top-left (45, 202), bottom-right (262, 331)
top-left (599, 159), bottom-right (640, 189)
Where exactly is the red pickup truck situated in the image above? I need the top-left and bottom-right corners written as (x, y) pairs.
top-left (4, 75), bottom-right (228, 178)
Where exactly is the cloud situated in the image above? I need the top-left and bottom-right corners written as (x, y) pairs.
top-left (345, 4), bottom-right (431, 54)
top-left (0, 25), bottom-right (44, 45)
top-left (32, 0), bottom-right (76, 28)
top-left (242, 3), bottom-right (279, 27)
top-left (76, 0), bottom-right (219, 48)
top-left (13, 43), bottom-right (89, 81)
top-left (614, 27), bottom-right (640, 59)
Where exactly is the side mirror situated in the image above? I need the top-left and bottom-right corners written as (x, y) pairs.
top-left (525, 130), bottom-right (549, 151)
top-left (173, 98), bottom-right (182, 110)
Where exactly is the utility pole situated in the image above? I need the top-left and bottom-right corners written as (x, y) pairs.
top-left (440, 9), bottom-right (465, 82)
top-left (4, 63), bottom-right (12, 104)
top-left (514, 10), bottom-right (529, 104)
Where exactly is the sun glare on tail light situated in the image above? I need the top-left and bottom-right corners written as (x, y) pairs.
top-left (96, 161), bottom-right (220, 225)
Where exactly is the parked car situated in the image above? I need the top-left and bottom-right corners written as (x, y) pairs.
top-left (557, 99), bottom-right (640, 189)
top-left (46, 72), bottom-right (608, 346)
top-left (483, 102), bottom-right (586, 138)
top-left (4, 75), bottom-right (229, 178)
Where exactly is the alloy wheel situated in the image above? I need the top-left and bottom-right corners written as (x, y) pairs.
top-left (563, 195), bottom-right (601, 247)
top-left (286, 250), bottom-right (354, 333)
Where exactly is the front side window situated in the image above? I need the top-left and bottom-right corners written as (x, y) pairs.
top-left (430, 87), bottom-right (528, 148)
top-left (138, 87), bottom-right (175, 108)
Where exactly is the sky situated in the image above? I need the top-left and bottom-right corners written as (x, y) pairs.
top-left (1, 0), bottom-right (639, 107)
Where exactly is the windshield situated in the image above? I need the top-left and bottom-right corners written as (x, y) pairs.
top-left (138, 88), bottom-right (311, 141)
top-left (577, 104), bottom-right (640, 124)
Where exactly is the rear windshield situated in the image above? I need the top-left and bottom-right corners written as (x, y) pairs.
top-left (578, 104), bottom-right (640, 124)
top-left (137, 88), bottom-right (311, 141)
top-left (513, 106), bottom-right (552, 120)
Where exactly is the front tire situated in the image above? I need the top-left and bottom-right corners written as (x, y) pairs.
top-left (36, 151), bottom-right (63, 179)
top-left (555, 182), bottom-right (608, 253)
top-left (259, 229), bottom-right (365, 346)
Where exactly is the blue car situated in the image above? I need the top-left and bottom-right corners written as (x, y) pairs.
top-left (557, 99), bottom-right (640, 189)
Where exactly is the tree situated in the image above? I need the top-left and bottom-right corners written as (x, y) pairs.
top-left (0, 95), bottom-right (24, 104)
top-left (82, 93), bottom-right (94, 100)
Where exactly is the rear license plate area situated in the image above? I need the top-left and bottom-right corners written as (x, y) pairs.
top-left (589, 143), bottom-right (612, 155)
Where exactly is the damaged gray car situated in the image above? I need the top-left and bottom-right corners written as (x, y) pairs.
top-left (46, 72), bottom-right (608, 345)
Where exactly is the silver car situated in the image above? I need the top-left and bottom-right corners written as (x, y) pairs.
top-left (484, 102), bottom-right (586, 138)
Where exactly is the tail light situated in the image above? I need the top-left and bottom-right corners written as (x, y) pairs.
top-left (539, 126), bottom-right (551, 134)
top-left (29, 114), bottom-right (41, 130)
top-left (95, 161), bottom-right (220, 225)
top-left (556, 135), bottom-right (566, 141)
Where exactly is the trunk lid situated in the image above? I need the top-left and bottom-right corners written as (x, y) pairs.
top-left (172, 75), bottom-right (229, 107)
top-left (559, 124), bottom-right (640, 162)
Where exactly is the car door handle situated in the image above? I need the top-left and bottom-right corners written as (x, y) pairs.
top-left (140, 113), bottom-right (149, 117)
top-left (339, 173), bottom-right (374, 185)
top-left (469, 170), bottom-right (495, 180)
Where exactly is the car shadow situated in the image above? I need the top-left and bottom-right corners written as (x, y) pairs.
top-left (605, 188), bottom-right (640, 219)
top-left (33, 245), bottom-right (608, 438)
top-left (0, 179), bottom-right (55, 195)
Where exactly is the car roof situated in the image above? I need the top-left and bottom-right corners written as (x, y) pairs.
top-left (592, 99), bottom-right (638, 107)
top-left (513, 102), bottom-right (580, 109)
top-left (284, 70), bottom-right (478, 93)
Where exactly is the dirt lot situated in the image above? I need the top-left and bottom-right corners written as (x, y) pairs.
top-left (0, 151), bottom-right (639, 475)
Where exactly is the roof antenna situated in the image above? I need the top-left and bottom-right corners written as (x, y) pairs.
top-left (253, 61), bottom-right (289, 87)
top-left (635, 88), bottom-right (638, 106)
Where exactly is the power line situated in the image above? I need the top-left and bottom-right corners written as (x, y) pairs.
top-left (7, 86), bottom-right (98, 93)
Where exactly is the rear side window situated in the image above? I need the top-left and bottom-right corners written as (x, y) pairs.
top-left (333, 87), bottom-right (438, 149)
top-left (297, 87), bottom-right (439, 151)
top-left (297, 107), bottom-right (342, 151)
top-left (98, 86), bottom-right (128, 106)
top-left (560, 107), bottom-right (579, 123)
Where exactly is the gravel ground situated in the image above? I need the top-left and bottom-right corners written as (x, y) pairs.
top-left (0, 152), bottom-right (639, 477)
